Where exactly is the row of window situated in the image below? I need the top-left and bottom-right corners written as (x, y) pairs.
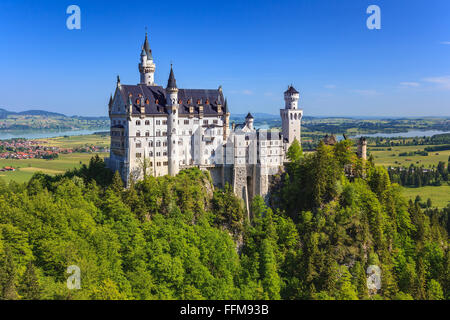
top-left (136, 131), bottom-right (167, 137)
top-left (136, 141), bottom-right (168, 148)
top-left (282, 112), bottom-right (301, 120)
top-left (135, 119), bottom-right (220, 126)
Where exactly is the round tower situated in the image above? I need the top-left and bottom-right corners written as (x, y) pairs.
top-left (166, 64), bottom-right (179, 176)
top-left (357, 137), bottom-right (367, 160)
top-left (280, 85), bottom-right (303, 150)
top-left (284, 85), bottom-right (300, 109)
top-left (139, 32), bottom-right (156, 85)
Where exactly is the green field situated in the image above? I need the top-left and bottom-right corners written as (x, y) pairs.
top-left (36, 134), bottom-right (110, 148)
top-left (0, 152), bottom-right (108, 183)
top-left (369, 145), bottom-right (450, 168)
top-left (401, 185), bottom-right (450, 209)
top-left (368, 145), bottom-right (450, 209)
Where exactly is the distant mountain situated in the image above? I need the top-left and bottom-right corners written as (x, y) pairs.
top-left (18, 110), bottom-right (67, 117)
top-left (231, 113), bottom-right (279, 120)
top-left (0, 108), bottom-right (106, 120)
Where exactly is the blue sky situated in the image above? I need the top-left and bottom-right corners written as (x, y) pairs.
top-left (0, 0), bottom-right (449, 117)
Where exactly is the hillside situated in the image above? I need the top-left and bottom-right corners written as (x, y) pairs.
top-left (0, 108), bottom-right (109, 132)
top-left (0, 141), bottom-right (447, 300)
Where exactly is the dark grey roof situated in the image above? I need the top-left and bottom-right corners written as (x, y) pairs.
top-left (167, 66), bottom-right (177, 89)
top-left (118, 84), bottom-right (225, 116)
top-left (285, 85), bottom-right (299, 94)
top-left (143, 33), bottom-right (152, 59)
top-left (246, 112), bottom-right (254, 119)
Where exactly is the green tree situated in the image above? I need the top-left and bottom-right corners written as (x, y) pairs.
top-left (286, 138), bottom-right (303, 163)
top-left (18, 262), bottom-right (41, 300)
top-left (427, 279), bottom-right (444, 300)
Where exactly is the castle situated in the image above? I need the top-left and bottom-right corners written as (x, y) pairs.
top-left (106, 33), bottom-right (302, 204)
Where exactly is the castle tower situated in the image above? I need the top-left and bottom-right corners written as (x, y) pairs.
top-left (357, 137), bottom-right (367, 160)
top-left (245, 112), bottom-right (254, 130)
top-left (280, 85), bottom-right (303, 149)
top-left (139, 33), bottom-right (156, 85)
top-left (166, 65), bottom-right (179, 176)
top-left (223, 98), bottom-right (230, 140)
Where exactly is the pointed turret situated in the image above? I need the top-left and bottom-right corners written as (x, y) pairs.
top-left (245, 112), bottom-right (254, 130)
top-left (166, 64), bottom-right (177, 90)
top-left (223, 98), bottom-right (229, 113)
top-left (108, 94), bottom-right (113, 115)
top-left (139, 32), bottom-right (156, 85)
top-left (143, 32), bottom-right (152, 60)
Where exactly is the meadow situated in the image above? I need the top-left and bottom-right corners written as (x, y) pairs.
top-left (368, 145), bottom-right (450, 168)
top-left (369, 144), bottom-right (450, 208)
top-left (401, 185), bottom-right (450, 209)
top-left (0, 153), bottom-right (109, 183)
top-left (36, 133), bottom-right (110, 148)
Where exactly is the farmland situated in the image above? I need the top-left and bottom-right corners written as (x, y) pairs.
top-left (400, 185), bottom-right (450, 209)
top-left (0, 134), bottom-right (110, 183)
top-left (368, 144), bottom-right (449, 209)
top-left (0, 152), bottom-right (109, 183)
top-left (368, 145), bottom-right (450, 168)
top-left (35, 133), bottom-right (110, 148)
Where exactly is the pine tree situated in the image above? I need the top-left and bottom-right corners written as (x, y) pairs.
top-left (0, 248), bottom-right (19, 300)
top-left (111, 170), bottom-right (124, 193)
top-left (286, 138), bottom-right (303, 163)
top-left (19, 262), bottom-right (41, 300)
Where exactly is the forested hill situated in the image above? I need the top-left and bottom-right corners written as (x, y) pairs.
top-left (0, 141), bottom-right (448, 300)
top-left (0, 108), bottom-right (108, 131)
top-left (0, 108), bottom-right (107, 120)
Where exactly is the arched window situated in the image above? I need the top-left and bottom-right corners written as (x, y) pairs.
top-left (149, 151), bottom-right (153, 157)
top-left (136, 131), bottom-right (141, 137)
top-left (145, 131), bottom-right (150, 137)
top-left (145, 120), bottom-right (150, 125)
top-left (290, 114), bottom-right (293, 120)
top-left (294, 113), bottom-right (297, 120)
top-left (156, 141), bottom-right (161, 147)
top-left (149, 140), bottom-right (153, 147)
top-left (136, 142), bottom-right (141, 148)
top-left (136, 120), bottom-right (141, 125)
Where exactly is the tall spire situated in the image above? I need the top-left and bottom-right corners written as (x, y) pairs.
top-left (166, 64), bottom-right (177, 89)
top-left (143, 32), bottom-right (152, 60)
top-left (224, 98), bottom-right (228, 113)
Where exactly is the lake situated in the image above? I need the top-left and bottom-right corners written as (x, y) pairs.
top-left (0, 128), bottom-right (109, 140)
top-left (352, 130), bottom-right (450, 139)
